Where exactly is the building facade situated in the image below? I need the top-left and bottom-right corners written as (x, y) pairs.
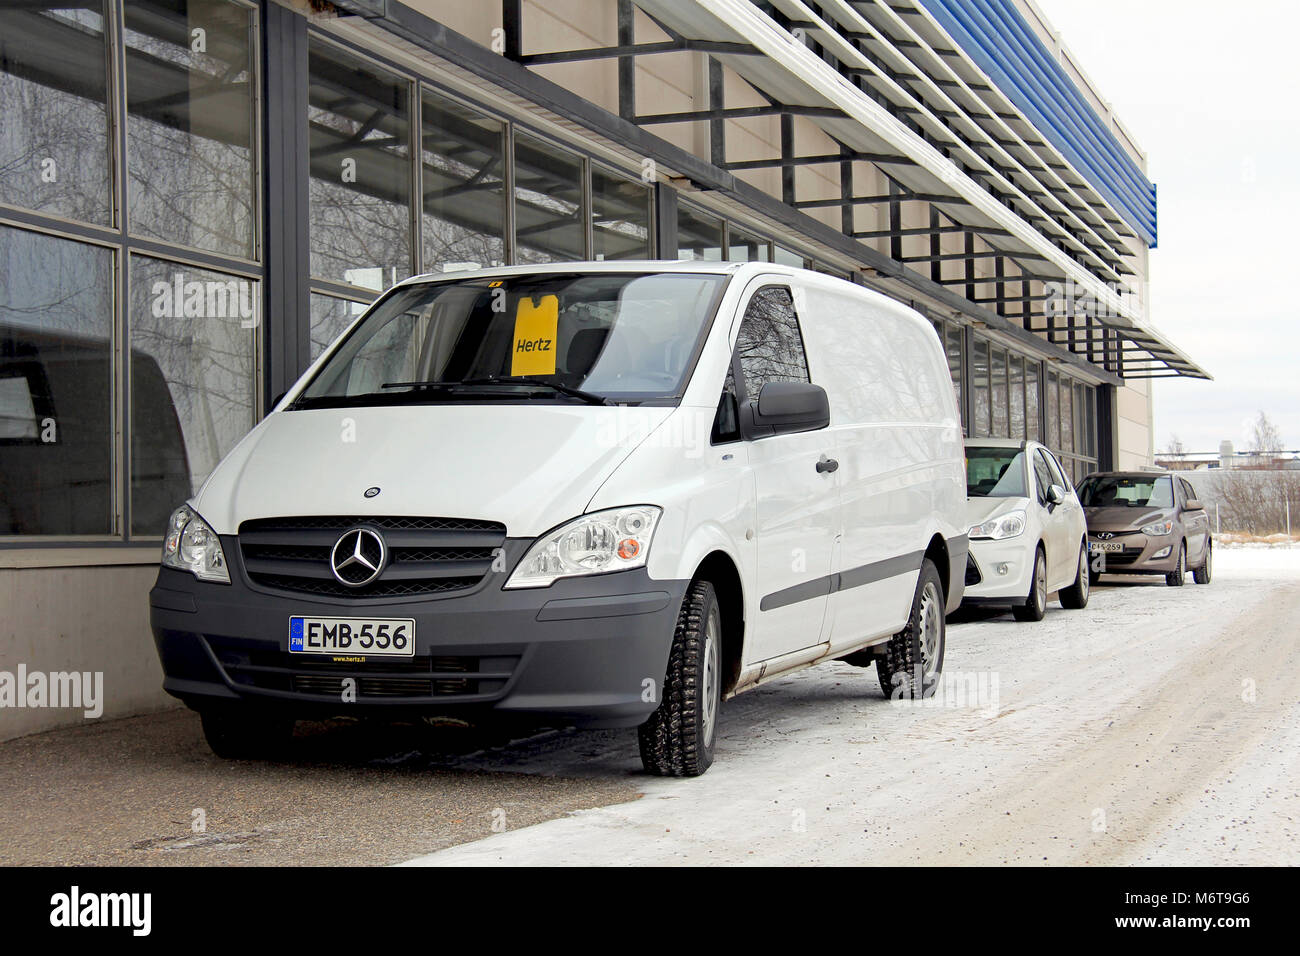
top-left (0, 0), bottom-right (1205, 737)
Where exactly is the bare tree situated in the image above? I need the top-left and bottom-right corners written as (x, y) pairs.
top-left (1164, 434), bottom-right (1186, 457)
top-left (1248, 410), bottom-right (1283, 455)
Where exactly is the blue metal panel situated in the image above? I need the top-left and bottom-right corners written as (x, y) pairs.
top-left (918, 0), bottom-right (1157, 246)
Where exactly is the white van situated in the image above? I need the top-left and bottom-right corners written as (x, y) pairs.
top-left (150, 262), bottom-right (967, 776)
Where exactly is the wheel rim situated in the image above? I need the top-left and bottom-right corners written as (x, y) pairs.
top-left (1034, 554), bottom-right (1046, 611)
top-left (1079, 547), bottom-right (1089, 600)
top-left (701, 605), bottom-right (721, 745)
top-left (918, 581), bottom-right (942, 681)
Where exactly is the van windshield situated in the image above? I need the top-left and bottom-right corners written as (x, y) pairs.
top-left (293, 272), bottom-right (728, 409)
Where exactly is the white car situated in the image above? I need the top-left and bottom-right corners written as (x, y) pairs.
top-left (961, 439), bottom-right (1090, 621)
top-left (150, 262), bottom-right (967, 777)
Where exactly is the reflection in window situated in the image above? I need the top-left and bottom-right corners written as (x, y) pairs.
top-left (591, 166), bottom-right (651, 261)
top-left (1009, 354), bottom-right (1025, 439)
top-left (129, 255), bottom-right (256, 534)
top-left (945, 326), bottom-right (963, 430)
top-left (0, 2), bottom-right (112, 224)
top-left (991, 347), bottom-right (1007, 437)
top-left (125, 0), bottom-right (257, 258)
top-left (734, 287), bottom-right (809, 397)
top-left (1060, 375), bottom-right (1074, 454)
top-left (971, 338), bottom-right (990, 437)
top-left (1026, 362), bottom-right (1040, 441)
top-left (309, 41), bottom-right (411, 291)
top-left (421, 90), bottom-right (506, 273)
top-left (773, 245), bottom-right (806, 268)
top-left (310, 292), bottom-right (370, 361)
top-left (513, 131), bottom-right (584, 264)
top-left (0, 226), bottom-right (115, 535)
top-left (677, 204), bottom-right (722, 261)
top-left (727, 226), bottom-right (770, 262)
top-left (1046, 372), bottom-right (1059, 450)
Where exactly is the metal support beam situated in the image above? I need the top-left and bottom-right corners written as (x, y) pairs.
top-left (634, 104), bottom-right (841, 124)
top-left (616, 0), bottom-right (634, 122)
top-left (708, 57), bottom-right (725, 168)
top-left (721, 151), bottom-right (914, 170)
top-left (502, 0), bottom-right (521, 60)
top-left (780, 112), bottom-right (795, 207)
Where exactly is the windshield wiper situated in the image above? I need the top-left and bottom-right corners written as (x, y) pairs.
top-left (381, 377), bottom-right (609, 406)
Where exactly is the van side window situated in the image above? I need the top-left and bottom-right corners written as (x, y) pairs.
top-left (734, 286), bottom-right (810, 400)
top-left (711, 361), bottom-right (740, 444)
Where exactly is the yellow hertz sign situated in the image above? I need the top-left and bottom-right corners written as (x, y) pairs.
top-left (511, 294), bottom-right (559, 376)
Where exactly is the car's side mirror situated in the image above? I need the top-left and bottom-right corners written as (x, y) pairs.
top-left (1047, 484), bottom-right (1066, 505)
top-left (740, 381), bottom-right (830, 439)
top-left (1185, 497), bottom-right (1204, 512)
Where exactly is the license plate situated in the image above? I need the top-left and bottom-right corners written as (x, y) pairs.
top-left (289, 616), bottom-right (415, 657)
top-left (1089, 541), bottom-right (1122, 553)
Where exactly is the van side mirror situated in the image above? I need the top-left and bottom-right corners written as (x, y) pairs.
top-left (1185, 497), bottom-right (1203, 512)
top-left (740, 381), bottom-right (830, 439)
top-left (1047, 484), bottom-right (1066, 505)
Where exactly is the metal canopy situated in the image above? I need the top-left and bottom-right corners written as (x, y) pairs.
top-left (327, 0), bottom-right (1207, 380)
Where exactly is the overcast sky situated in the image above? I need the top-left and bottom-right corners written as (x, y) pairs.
top-left (1034, 0), bottom-right (1299, 454)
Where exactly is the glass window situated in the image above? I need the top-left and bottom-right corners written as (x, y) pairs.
top-left (991, 347), bottom-right (1008, 437)
top-left (772, 244), bottom-right (805, 268)
top-left (971, 338), bottom-right (990, 437)
top-left (1009, 354), bottom-right (1025, 439)
top-left (591, 166), bottom-right (652, 261)
top-left (945, 325), bottom-right (963, 429)
top-left (1077, 474), bottom-right (1173, 509)
top-left (513, 130), bottom-right (584, 264)
top-left (0, 2), bottom-right (113, 224)
top-left (966, 446), bottom-right (1027, 498)
top-left (129, 255), bottom-right (257, 534)
top-left (1025, 361), bottom-right (1040, 442)
top-left (1046, 371), bottom-right (1059, 450)
top-left (296, 272), bottom-right (727, 406)
top-left (677, 204), bottom-right (723, 261)
top-left (727, 226), bottom-right (770, 262)
top-left (0, 226), bottom-right (115, 535)
top-left (420, 89), bottom-right (506, 274)
top-left (309, 42), bottom-right (411, 291)
top-left (1031, 450), bottom-right (1053, 505)
top-left (733, 286), bottom-right (810, 398)
top-left (1060, 374), bottom-right (1074, 454)
top-left (310, 292), bottom-right (370, 361)
top-left (125, 0), bottom-right (258, 259)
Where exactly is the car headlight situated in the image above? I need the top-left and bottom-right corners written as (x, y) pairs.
top-left (504, 506), bottom-right (662, 589)
top-left (969, 509), bottom-right (1026, 540)
top-left (1141, 519), bottom-right (1174, 536)
top-left (162, 505), bottom-right (230, 583)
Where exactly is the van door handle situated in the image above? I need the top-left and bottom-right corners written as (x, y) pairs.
top-left (816, 457), bottom-right (839, 474)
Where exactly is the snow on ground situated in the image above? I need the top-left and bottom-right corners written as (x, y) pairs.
top-left (401, 547), bottom-right (1300, 866)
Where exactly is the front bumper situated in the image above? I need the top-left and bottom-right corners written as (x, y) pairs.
top-left (961, 536), bottom-right (1034, 603)
top-left (1088, 533), bottom-right (1179, 574)
top-left (150, 539), bottom-right (687, 729)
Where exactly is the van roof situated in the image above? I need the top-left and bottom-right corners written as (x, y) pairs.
top-left (395, 259), bottom-right (831, 287)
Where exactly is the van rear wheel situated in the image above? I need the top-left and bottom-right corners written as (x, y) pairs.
top-left (877, 559), bottom-right (945, 699)
top-left (199, 707), bottom-right (294, 760)
top-left (638, 580), bottom-right (722, 777)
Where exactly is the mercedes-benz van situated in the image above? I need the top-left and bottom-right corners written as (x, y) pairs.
top-left (150, 262), bottom-right (967, 776)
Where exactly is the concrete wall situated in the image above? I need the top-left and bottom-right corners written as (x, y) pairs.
top-left (0, 561), bottom-right (175, 742)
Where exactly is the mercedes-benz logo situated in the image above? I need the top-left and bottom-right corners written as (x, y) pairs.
top-left (330, 527), bottom-right (387, 587)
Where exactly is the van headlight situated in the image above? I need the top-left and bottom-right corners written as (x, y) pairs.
top-left (969, 509), bottom-right (1026, 540)
top-left (162, 505), bottom-right (230, 584)
top-left (504, 506), bottom-right (662, 589)
top-left (1141, 519), bottom-right (1173, 536)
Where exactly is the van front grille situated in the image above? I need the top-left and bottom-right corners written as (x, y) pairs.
top-left (208, 641), bottom-right (519, 701)
top-left (237, 516), bottom-right (505, 598)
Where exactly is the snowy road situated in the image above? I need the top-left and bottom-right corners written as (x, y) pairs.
top-left (402, 548), bottom-right (1300, 866)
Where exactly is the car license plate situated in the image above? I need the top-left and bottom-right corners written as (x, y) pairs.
top-left (289, 616), bottom-right (415, 657)
top-left (1089, 541), bottom-right (1122, 553)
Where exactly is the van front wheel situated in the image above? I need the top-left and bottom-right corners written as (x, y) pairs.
top-left (877, 559), bottom-right (946, 699)
top-left (638, 580), bottom-right (722, 777)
